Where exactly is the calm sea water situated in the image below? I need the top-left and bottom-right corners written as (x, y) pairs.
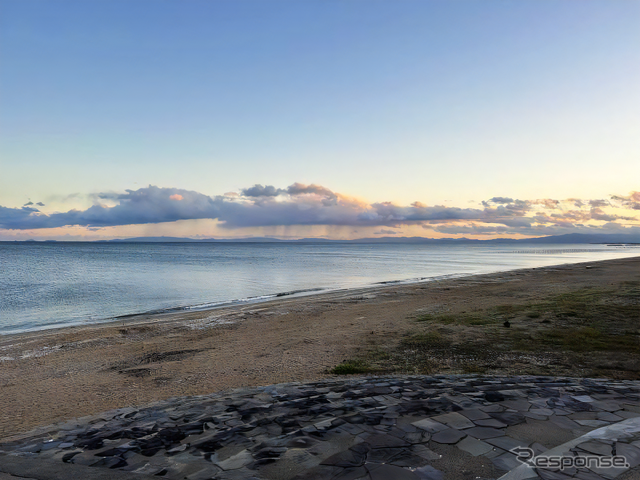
top-left (0, 242), bottom-right (638, 335)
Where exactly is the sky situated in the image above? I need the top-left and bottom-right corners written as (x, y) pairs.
top-left (0, 0), bottom-right (639, 240)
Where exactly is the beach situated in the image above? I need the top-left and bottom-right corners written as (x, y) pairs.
top-left (1, 256), bottom-right (639, 441)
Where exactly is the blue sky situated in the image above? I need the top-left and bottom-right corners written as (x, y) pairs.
top-left (1, 0), bottom-right (639, 239)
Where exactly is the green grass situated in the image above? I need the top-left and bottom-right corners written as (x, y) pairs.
top-left (412, 283), bottom-right (640, 339)
top-left (530, 327), bottom-right (640, 353)
top-left (325, 282), bottom-right (640, 379)
top-left (381, 281), bottom-right (640, 377)
top-left (330, 359), bottom-right (370, 375)
top-left (415, 312), bottom-right (501, 326)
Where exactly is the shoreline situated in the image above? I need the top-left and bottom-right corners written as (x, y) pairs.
top-left (1, 255), bottom-right (639, 439)
top-left (2, 250), bottom-right (639, 338)
top-left (0, 271), bottom-right (473, 338)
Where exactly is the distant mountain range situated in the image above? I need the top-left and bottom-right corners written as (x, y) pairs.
top-left (7, 233), bottom-right (640, 244)
top-left (74, 233), bottom-right (640, 244)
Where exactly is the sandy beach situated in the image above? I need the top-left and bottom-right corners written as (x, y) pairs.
top-left (1, 256), bottom-right (639, 441)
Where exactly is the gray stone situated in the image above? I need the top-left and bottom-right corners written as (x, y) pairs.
top-left (570, 412), bottom-right (598, 420)
top-left (430, 412), bottom-right (475, 430)
top-left (530, 408), bottom-right (554, 416)
top-left (403, 431), bottom-right (426, 444)
top-left (474, 418), bottom-right (508, 428)
top-left (367, 463), bottom-right (420, 480)
top-left (216, 449), bottom-right (253, 470)
top-left (587, 463), bottom-right (630, 479)
top-left (480, 404), bottom-right (505, 413)
top-left (490, 411), bottom-right (526, 426)
top-left (431, 428), bottom-right (466, 445)
top-left (412, 418), bottom-right (448, 434)
top-left (577, 440), bottom-right (615, 456)
top-left (186, 467), bottom-right (224, 480)
top-left (413, 464), bottom-right (444, 480)
top-left (597, 412), bottom-right (623, 422)
top-left (320, 450), bottom-right (366, 468)
top-left (524, 412), bottom-right (548, 420)
top-left (389, 451), bottom-right (430, 468)
top-left (575, 420), bottom-right (610, 428)
top-left (572, 395), bottom-right (595, 403)
top-left (464, 427), bottom-right (506, 439)
top-left (549, 415), bottom-right (581, 431)
top-left (574, 472), bottom-right (607, 480)
top-left (456, 436), bottom-right (494, 456)
top-left (501, 399), bottom-right (531, 412)
top-left (491, 452), bottom-right (521, 471)
top-left (590, 400), bottom-right (622, 412)
top-left (332, 466), bottom-right (368, 480)
top-left (617, 442), bottom-right (640, 468)
top-left (553, 408), bottom-right (573, 416)
top-left (617, 411), bottom-right (640, 419)
top-left (363, 433), bottom-right (408, 448)
top-left (459, 408), bottom-right (490, 421)
top-left (485, 435), bottom-right (530, 452)
top-left (411, 444), bottom-right (441, 461)
top-left (537, 469), bottom-right (574, 480)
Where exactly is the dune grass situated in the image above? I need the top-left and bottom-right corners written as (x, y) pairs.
top-left (331, 281), bottom-right (640, 378)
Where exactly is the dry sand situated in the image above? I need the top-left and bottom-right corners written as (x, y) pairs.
top-left (1, 256), bottom-right (639, 440)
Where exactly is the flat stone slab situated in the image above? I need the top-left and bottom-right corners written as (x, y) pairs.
top-left (465, 426), bottom-right (507, 439)
top-left (412, 418), bottom-right (448, 433)
top-left (2, 375), bottom-right (640, 480)
top-left (431, 428), bottom-right (466, 444)
top-left (456, 436), bottom-right (494, 456)
top-left (430, 412), bottom-right (475, 430)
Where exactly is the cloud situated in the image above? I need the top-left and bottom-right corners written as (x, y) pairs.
top-left (286, 182), bottom-right (339, 206)
top-left (482, 197), bottom-right (513, 206)
top-left (374, 229), bottom-right (400, 235)
top-left (0, 186), bottom-right (221, 229)
top-left (0, 184), bottom-right (638, 237)
top-left (534, 199), bottom-right (560, 209)
top-left (612, 191), bottom-right (640, 210)
top-left (241, 184), bottom-right (285, 197)
top-left (36, 202), bottom-right (45, 206)
top-left (431, 221), bottom-right (640, 237)
top-left (588, 207), bottom-right (635, 222)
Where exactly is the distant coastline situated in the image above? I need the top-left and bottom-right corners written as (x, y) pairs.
top-left (4, 232), bottom-right (640, 245)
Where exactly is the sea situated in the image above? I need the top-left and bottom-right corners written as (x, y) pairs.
top-left (0, 242), bottom-right (638, 335)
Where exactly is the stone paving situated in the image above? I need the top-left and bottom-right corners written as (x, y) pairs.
top-left (2, 375), bottom-right (640, 480)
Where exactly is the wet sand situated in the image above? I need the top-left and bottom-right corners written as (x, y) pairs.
top-left (1, 256), bottom-right (639, 440)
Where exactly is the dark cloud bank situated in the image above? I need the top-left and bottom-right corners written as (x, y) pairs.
top-left (1, 184), bottom-right (638, 236)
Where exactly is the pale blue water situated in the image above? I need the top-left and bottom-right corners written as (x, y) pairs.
top-left (0, 242), bottom-right (638, 335)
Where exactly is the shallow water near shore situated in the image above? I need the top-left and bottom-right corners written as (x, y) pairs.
top-left (0, 242), bottom-right (638, 334)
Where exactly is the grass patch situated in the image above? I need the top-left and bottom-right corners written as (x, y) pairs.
top-left (403, 331), bottom-right (445, 345)
top-left (330, 359), bottom-right (370, 375)
top-left (385, 281), bottom-right (640, 377)
top-left (415, 312), bottom-right (501, 326)
top-left (533, 327), bottom-right (639, 353)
